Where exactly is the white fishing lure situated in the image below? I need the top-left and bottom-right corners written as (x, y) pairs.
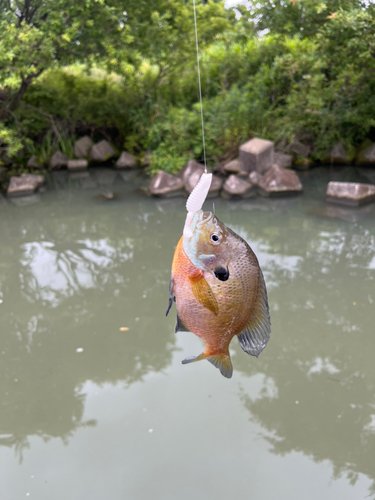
top-left (183, 172), bottom-right (212, 239)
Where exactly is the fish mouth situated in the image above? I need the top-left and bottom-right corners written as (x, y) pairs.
top-left (195, 211), bottom-right (214, 230)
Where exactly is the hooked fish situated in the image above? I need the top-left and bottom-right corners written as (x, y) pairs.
top-left (166, 173), bottom-right (271, 378)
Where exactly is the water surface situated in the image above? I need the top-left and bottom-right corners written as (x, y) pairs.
top-left (0, 167), bottom-right (374, 499)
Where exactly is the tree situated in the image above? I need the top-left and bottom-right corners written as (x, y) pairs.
top-left (0, 0), bottom-right (133, 120)
top-left (244, 0), bottom-right (368, 38)
top-left (0, 0), bottom-right (230, 157)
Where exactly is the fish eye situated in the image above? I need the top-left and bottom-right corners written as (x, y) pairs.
top-left (210, 232), bottom-right (221, 245)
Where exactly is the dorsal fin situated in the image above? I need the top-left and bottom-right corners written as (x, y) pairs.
top-left (237, 270), bottom-right (271, 357)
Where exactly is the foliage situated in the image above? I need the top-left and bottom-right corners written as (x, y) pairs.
top-left (0, 0), bottom-right (230, 161)
top-left (244, 0), bottom-right (367, 37)
top-left (0, 0), bottom-right (375, 172)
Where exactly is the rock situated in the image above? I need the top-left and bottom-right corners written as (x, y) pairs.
top-left (67, 159), bottom-right (88, 171)
top-left (274, 152), bottom-right (292, 168)
top-left (7, 174), bottom-right (44, 197)
top-left (223, 158), bottom-right (242, 175)
top-left (90, 140), bottom-right (116, 162)
top-left (149, 171), bottom-right (184, 197)
top-left (27, 155), bottom-right (42, 169)
top-left (327, 141), bottom-right (354, 164)
top-left (326, 181), bottom-right (375, 206)
top-left (50, 150), bottom-right (70, 169)
top-left (356, 142), bottom-right (375, 165)
top-left (184, 163), bottom-right (222, 196)
top-left (249, 171), bottom-right (262, 186)
top-left (74, 136), bottom-right (94, 158)
top-left (209, 175), bottom-right (224, 196)
top-left (258, 164), bottom-right (303, 197)
top-left (290, 141), bottom-right (310, 158)
top-left (239, 138), bottom-right (274, 174)
top-left (96, 190), bottom-right (119, 201)
top-left (222, 175), bottom-right (255, 199)
top-left (179, 160), bottom-right (205, 183)
top-left (116, 151), bottom-right (137, 168)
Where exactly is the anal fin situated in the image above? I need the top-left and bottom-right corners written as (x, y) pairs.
top-left (237, 270), bottom-right (271, 357)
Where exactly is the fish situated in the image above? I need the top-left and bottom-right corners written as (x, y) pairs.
top-left (166, 208), bottom-right (271, 378)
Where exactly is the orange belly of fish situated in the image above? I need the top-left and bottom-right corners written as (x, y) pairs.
top-left (171, 236), bottom-right (255, 356)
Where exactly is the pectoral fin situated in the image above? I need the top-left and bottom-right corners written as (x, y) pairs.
top-left (237, 270), bottom-right (271, 357)
top-left (189, 275), bottom-right (219, 315)
top-left (182, 352), bottom-right (233, 378)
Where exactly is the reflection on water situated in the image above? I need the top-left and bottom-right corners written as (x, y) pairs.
top-left (0, 167), bottom-right (374, 498)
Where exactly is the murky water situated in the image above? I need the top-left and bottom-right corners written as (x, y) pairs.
top-left (0, 167), bottom-right (374, 500)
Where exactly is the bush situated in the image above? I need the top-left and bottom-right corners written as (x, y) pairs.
top-left (1, 5), bottom-right (375, 171)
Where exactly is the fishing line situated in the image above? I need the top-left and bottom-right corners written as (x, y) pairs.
top-left (193, 0), bottom-right (207, 173)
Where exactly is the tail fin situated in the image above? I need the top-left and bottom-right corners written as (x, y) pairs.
top-left (182, 352), bottom-right (233, 379)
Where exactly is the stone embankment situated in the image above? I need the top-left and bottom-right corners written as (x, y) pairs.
top-left (5, 136), bottom-right (137, 198)
top-left (148, 138), bottom-right (375, 207)
top-left (149, 138), bottom-right (303, 201)
top-left (2, 135), bottom-right (375, 208)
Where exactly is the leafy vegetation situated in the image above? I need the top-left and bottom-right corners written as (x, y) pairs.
top-left (0, 0), bottom-right (374, 173)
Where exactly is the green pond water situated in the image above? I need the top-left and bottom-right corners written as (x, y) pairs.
top-left (0, 167), bottom-right (374, 500)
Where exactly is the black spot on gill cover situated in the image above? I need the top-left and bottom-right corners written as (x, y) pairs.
top-left (214, 267), bottom-right (229, 282)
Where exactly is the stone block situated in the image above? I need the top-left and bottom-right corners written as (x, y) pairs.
top-left (179, 160), bottom-right (205, 183)
top-left (223, 158), bottom-right (242, 175)
top-left (90, 140), bottom-right (116, 162)
top-left (7, 174), bottom-right (44, 197)
top-left (249, 171), bottom-right (262, 186)
top-left (116, 151), bottom-right (137, 168)
top-left (258, 164), bottom-right (302, 197)
top-left (222, 175), bottom-right (255, 199)
top-left (290, 142), bottom-right (310, 158)
top-left (327, 142), bottom-right (354, 164)
top-left (239, 138), bottom-right (274, 174)
top-left (326, 181), bottom-right (375, 206)
top-left (67, 159), bottom-right (88, 171)
top-left (74, 136), bottom-right (94, 158)
top-left (27, 155), bottom-right (42, 168)
top-left (149, 171), bottom-right (184, 197)
top-left (182, 163), bottom-right (220, 196)
top-left (274, 152), bottom-right (292, 168)
top-left (50, 151), bottom-right (70, 169)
